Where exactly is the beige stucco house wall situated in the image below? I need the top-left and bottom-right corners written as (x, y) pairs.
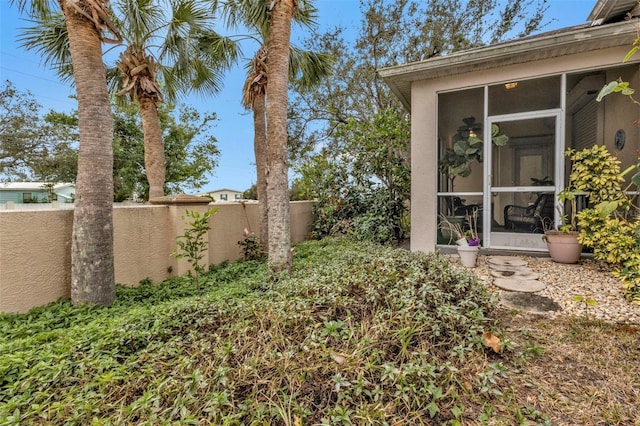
top-left (380, 8), bottom-right (640, 254)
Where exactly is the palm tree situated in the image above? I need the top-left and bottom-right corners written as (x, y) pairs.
top-left (265, 0), bottom-right (296, 273)
top-left (226, 0), bottom-right (332, 260)
top-left (242, 45), bottom-right (269, 245)
top-left (111, 0), bottom-right (237, 199)
top-left (12, 0), bottom-right (122, 306)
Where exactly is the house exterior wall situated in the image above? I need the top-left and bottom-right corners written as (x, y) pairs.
top-left (0, 184), bottom-right (76, 204)
top-left (0, 201), bottom-right (314, 313)
top-left (0, 191), bottom-right (22, 203)
top-left (603, 65), bottom-right (640, 172)
top-left (204, 189), bottom-right (244, 202)
top-left (410, 45), bottom-right (637, 253)
top-left (54, 186), bottom-right (75, 202)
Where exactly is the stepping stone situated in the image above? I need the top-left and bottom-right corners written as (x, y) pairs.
top-left (491, 270), bottom-right (540, 280)
top-left (493, 278), bottom-right (546, 292)
top-left (500, 292), bottom-right (561, 314)
top-left (489, 264), bottom-right (532, 273)
top-left (487, 256), bottom-right (528, 267)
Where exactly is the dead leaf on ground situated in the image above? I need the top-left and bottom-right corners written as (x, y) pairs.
top-left (483, 331), bottom-right (501, 352)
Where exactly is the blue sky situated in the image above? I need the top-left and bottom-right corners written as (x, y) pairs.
top-left (1, 0), bottom-right (594, 193)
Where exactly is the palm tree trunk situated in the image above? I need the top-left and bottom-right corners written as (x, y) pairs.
top-left (138, 96), bottom-right (166, 199)
top-left (266, 0), bottom-right (294, 274)
top-left (62, 0), bottom-right (115, 306)
top-left (253, 92), bottom-right (268, 248)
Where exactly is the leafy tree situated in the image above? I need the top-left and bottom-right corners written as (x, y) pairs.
top-left (112, 102), bottom-right (221, 201)
top-left (289, 0), bottom-right (548, 243)
top-left (12, 0), bottom-right (121, 306)
top-left (0, 80), bottom-right (49, 180)
top-left (31, 111), bottom-right (79, 183)
top-left (1, 82), bottom-right (80, 183)
top-left (0, 88), bottom-right (220, 200)
top-left (242, 184), bottom-right (258, 200)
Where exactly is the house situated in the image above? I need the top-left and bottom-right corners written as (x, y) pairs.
top-left (379, 0), bottom-right (640, 253)
top-left (0, 182), bottom-right (75, 204)
top-left (199, 188), bottom-right (244, 202)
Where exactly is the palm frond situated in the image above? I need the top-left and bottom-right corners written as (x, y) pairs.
top-left (222, 0), bottom-right (270, 35)
top-left (112, 0), bottom-right (164, 45)
top-left (289, 45), bottom-right (334, 90)
top-left (17, 13), bottom-right (74, 84)
top-left (10, 0), bottom-right (56, 18)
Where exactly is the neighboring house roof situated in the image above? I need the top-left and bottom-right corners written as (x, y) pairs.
top-left (379, 0), bottom-right (639, 111)
top-left (0, 182), bottom-right (75, 191)
top-left (200, 188), bottom-right (243, 194)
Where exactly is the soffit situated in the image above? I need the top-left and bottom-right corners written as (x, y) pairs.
top-left (589, 0), bottom-right (640, 24)
top-left (379, 20), bottom-right (638, 111)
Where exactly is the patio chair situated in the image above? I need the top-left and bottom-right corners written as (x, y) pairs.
top-left (503, 193), bottom-right (554, 233)
top-left (447, 196), bottom-right (483, 232)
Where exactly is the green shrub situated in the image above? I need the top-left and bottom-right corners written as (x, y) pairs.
top-left (0, 239), bottom-right (500, 424)
top-left (569, 146), bottom-right (640, 304)
top-left (311, 186), bottom-right (407, 244)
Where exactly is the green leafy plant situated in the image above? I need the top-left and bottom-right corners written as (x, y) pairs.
top-left (572, 295), bottom-right (597, 320)
top-left (565, 145), bottom-right (640, 304)
top-left (440, 117), bottom-right (509, 190)
top-left (237, 228), bottom-right (265, 261)
top-left (171, 208), bottom-right (217, 294)
top-left (0, 239), bottom-right (502, 424)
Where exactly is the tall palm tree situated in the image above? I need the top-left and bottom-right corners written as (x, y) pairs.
top-left (111, 0), bottom-right (237, 199)
top-left (226, 0), bottom-right (332, 258)
top-left (265, 0), bottom-right (296, 273)
top-left (12, 0), bottom-right (121, 306)
top-left (242, 45), bottom-right (269, 245)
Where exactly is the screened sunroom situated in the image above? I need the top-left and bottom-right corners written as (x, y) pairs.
top-left (380, 0), bottom-right (640, 253)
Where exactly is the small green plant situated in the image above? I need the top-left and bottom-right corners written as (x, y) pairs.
top-left (572, 295), bottom-right (597, 320)
top-left (171, 208), bottom-right (217, 294)
top-left (237, 228), bottom-right (265, 261)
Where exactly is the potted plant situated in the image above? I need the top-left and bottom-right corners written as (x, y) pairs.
top-left (542, 189), bottom-right (582, 264)
top-left (542, 150), bottom-right (585, 264)
top-left (439, 210), bottom-right (480, 268)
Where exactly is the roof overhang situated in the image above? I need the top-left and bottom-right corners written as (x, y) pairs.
top-left (589, 0), bottom-right (640, 24)
top-left (379, 20), bottom-right (638, 111)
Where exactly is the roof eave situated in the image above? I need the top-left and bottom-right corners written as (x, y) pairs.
top-left (379, 20), bottom-right (638, 111)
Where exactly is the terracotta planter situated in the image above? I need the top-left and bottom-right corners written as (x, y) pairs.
top-left (544, 231), bottom-right (582, 264)
top-left (457, 245), bottom-right (479, 268)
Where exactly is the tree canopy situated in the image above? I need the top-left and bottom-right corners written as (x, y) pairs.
top-left (289, 0), bottom-right (549, 243)
top-left (0, 82), bottom-right (220, 200)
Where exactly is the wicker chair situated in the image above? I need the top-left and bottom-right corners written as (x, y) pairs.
top-left (503, 193), bottom-right (554, 233)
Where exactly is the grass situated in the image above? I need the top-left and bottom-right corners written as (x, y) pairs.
top-left (1, 238), bottom-right (638, 425)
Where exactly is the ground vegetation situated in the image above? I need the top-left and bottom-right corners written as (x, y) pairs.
top-left (1, 239), bottom-right (638, 424)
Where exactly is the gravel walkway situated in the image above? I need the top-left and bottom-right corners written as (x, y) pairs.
top-left (466, 255), bottom-right (640, 324)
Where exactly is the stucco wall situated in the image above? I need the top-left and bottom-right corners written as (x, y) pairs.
top-left (410, 45), bottom-right (637, 253)
top-left (603, 65), bottom-right (640, 173)
top-left (113, 205), bottom-right (175, 285)
top-left (0, 210), bottom-right (73, 312)
top-left (0, 201), bottom-right (314, 313)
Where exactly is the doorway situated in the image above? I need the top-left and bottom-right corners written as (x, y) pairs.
top-left (484, 115), bottom-right (560, 250)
